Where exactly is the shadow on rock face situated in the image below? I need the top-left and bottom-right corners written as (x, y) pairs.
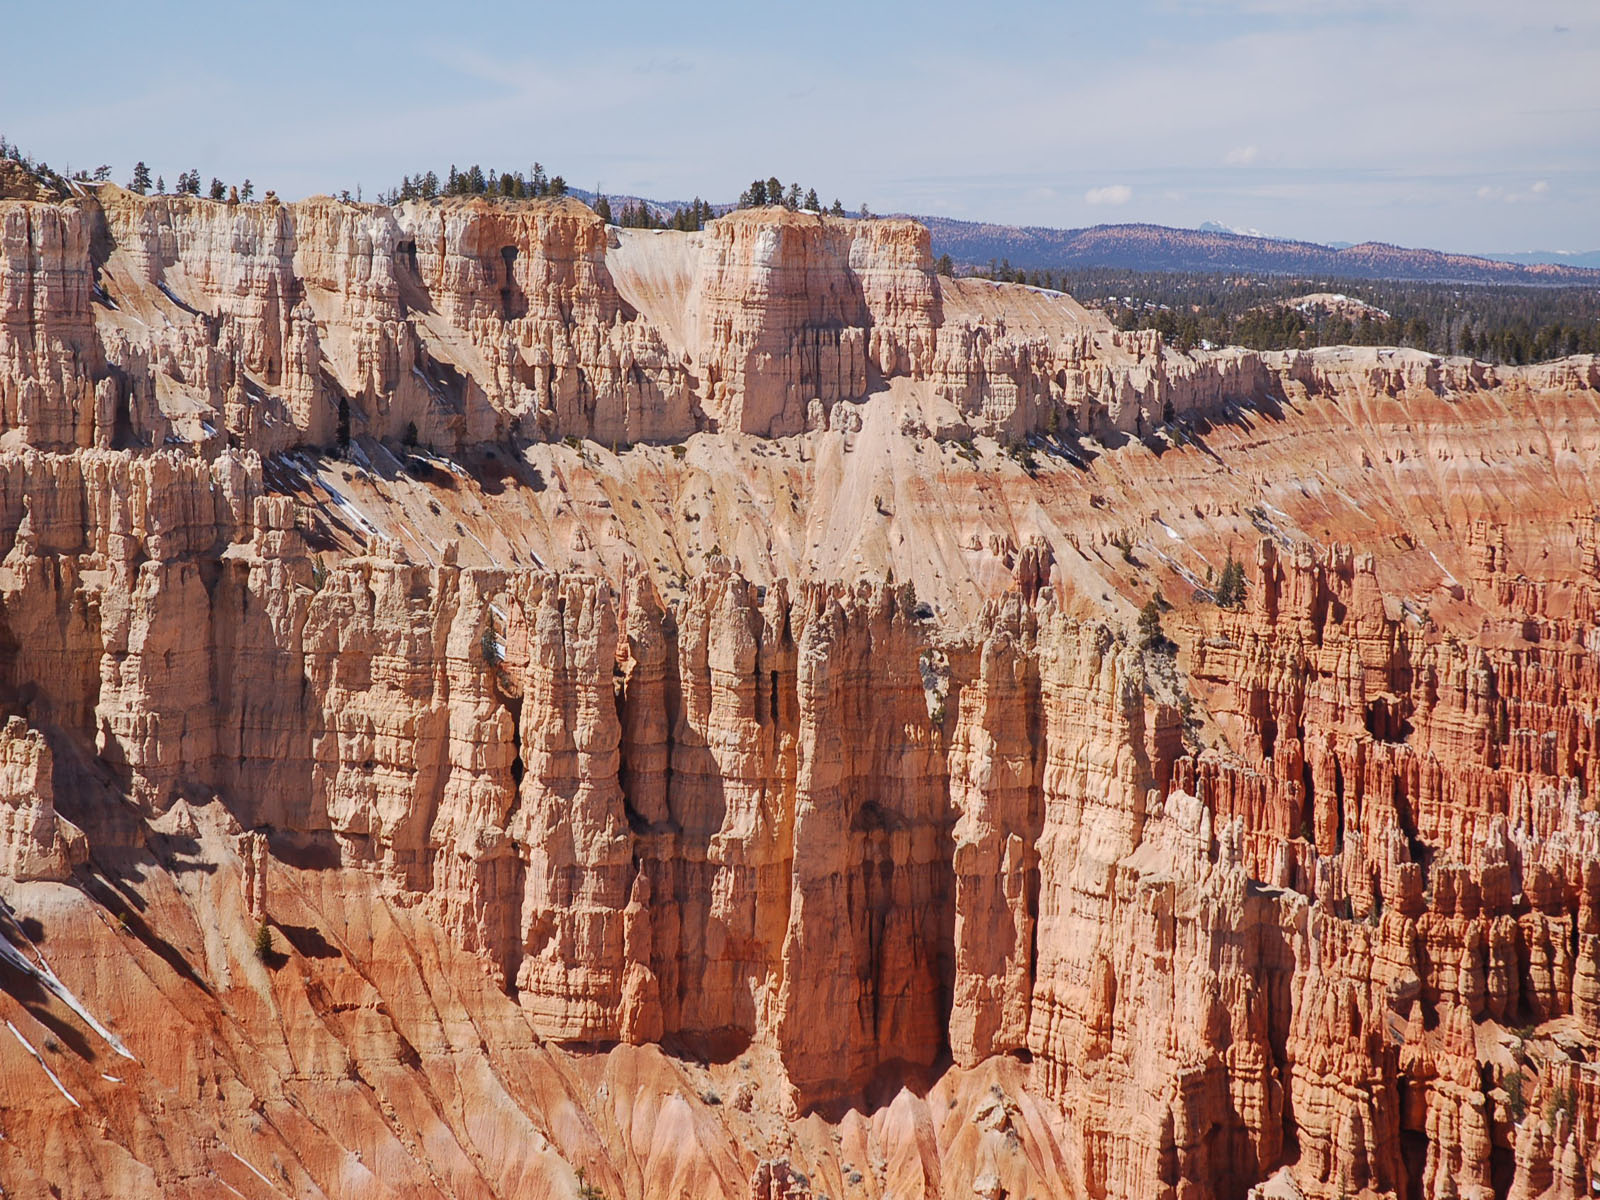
top-left (276, 922), bottom-right (340, 961)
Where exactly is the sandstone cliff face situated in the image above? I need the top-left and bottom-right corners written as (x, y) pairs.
top-left (10, 184), bottom-right (1579, 465)
top-left (0, 199), bottom-right (103, 449)
top-left (685, 210), bottom-right (941, 435)
top-left (0, 716), bottom-right (84, 880)
top-left (4, 183), bottom-right (1600, 1200)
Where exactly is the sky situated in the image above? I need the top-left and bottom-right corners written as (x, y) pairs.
top-left (5, 0), bottom-right (1597, 254)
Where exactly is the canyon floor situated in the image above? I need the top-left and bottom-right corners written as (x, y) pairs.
top-left (2, 182), bottom-right (1600, 1199)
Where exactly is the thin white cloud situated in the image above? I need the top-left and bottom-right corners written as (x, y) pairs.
top-left (2, 0), bottom-right (1596, 250)
top-left (1085, 184), bottom-right (1132, 206)
top-left (1484, 179), bottom-right (1554, 204)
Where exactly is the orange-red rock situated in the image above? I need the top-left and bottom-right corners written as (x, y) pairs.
top-left (3, 184), bottom-right (1600, 1199)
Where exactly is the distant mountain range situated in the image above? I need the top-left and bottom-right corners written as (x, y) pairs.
top-left (567, 186), bottom-right (1599, 286)
top-left (910, 216), bottom-right (1600, 286)
top-left (1483, 249), bottom-right (1600, 270)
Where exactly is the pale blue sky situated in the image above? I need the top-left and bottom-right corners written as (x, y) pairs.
top-left (6, 1), bottom-right (1597, 252)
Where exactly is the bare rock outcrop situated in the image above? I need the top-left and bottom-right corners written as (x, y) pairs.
top-left (9, 184), bottom-right (1579, 465)
top-left (4, 180), bottom-right (1600, 1200)
top-left (0, 716), bottom-right (85, 880)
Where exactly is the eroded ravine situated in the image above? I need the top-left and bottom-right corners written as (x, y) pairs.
top-left (2, 180), bottom-right (1599, 1199)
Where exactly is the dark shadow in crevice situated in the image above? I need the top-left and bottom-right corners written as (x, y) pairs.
top-left (658, 1028), bottom-right (754, 1069)
top-left (265, 827), bottom-right (341, 872)
top-left (0, 952), bottom-right (98, 1062)
top-left (276, 923), bottom-right (341, 961)
top-left (75, 867), bottom-right (213, 996)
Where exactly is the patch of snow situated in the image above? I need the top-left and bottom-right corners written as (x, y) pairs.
top-left (326, 492), bottom-right (380, 539)
top-left (459, 525), bottom-right (500, 566)
top-left (228, 1150), bottom-right (282, 1193)
top-left (0, 921), bottom-right (135, 1060)
top-left (408, 443), bottom-right (470, 479)
top-left (155, 281), bottom-right (192, 310)
top-left (1152, 547), bottom-right (1211, 597)
top-left (7, 1021), bottom-right (80, 1107)
top-left (1426, 549), bottom-right (1461, 587)
top-left (288, 460), bottom-right (381, 541)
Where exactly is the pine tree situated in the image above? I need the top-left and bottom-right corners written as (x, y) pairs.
top-left (594, 194), bottom-right (612, 223)
top-left (765, 176), bottom-right (782, 207)
top-left (209, 177), bottom-right (226, 200)
top-left (672, 197), bottom-right (711, 230)
top-left (830, 198), bottom-right (844, 216)
top-left (1138, 597), bottom-right (1166, 650)
top-left (936, 254), bottom-right (954, 276)
top-left (155, 175), bottom-right (165, 194)
top-left (1215, 552), bottom-right (1246, 608)
top-left (253, 919), bottom-right (275, 963)
top-left (549, 175), bottom-right (567, 196)
top-left (241, 179), bottom-right (253, 201)
top-left (803, 188), bottom-right (820, 212)
top-left (129, 162), bottom-right (152, 194)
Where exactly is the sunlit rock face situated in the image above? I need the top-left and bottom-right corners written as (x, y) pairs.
top-left (3, 181), bottom-right (1600, 1200)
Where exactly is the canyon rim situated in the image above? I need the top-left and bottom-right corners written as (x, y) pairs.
top-left (0, 153), bottom-right (1598, 1200)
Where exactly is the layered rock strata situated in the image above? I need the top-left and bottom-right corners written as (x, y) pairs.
top-left (10, 183), bottom-right (1586, 461)
top-left (3, 183), bottom-right (1600, 1200)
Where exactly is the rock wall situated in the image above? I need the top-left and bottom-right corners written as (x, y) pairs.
top-left (9, 185), bottom-right (1583, 460)
top-left (0, 199), bottom-right (104, 449)
top-left (6, 181), bottom-right (1600, 1200)
top-left (9, 433), bottom-right (1600, 1198)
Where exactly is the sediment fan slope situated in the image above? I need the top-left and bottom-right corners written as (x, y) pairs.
top-left (2, 181), bottom-right (1600, 1200)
